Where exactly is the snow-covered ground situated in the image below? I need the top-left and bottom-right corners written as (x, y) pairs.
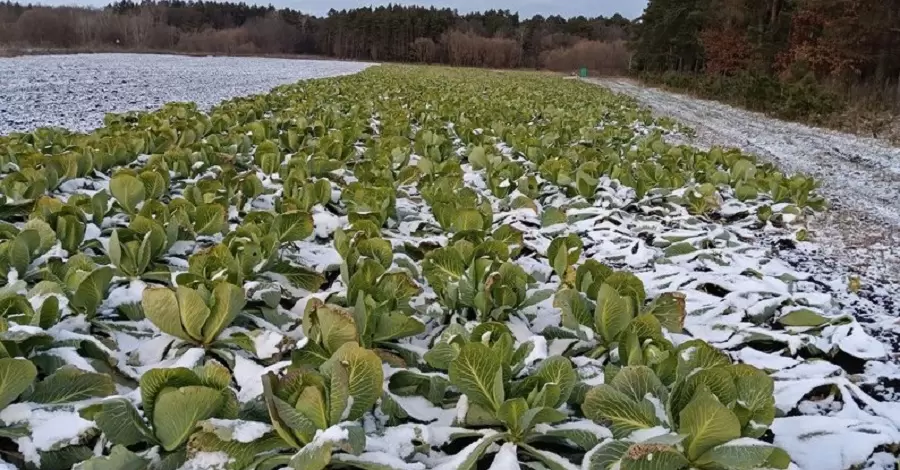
top-left (0, 54), bottom-right (371, 135)
top-left (586, 78), bottom-right (900, 469)
top-left (587, 78), bottom-right (900, 282)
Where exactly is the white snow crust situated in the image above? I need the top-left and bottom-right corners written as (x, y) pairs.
top-left (0, 54), bottom-right (371, 135)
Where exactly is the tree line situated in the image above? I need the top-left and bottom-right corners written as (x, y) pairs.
top-left (633, 0), bottom-right (900, 131)
top-left (0, 1), bottom-right (632, 72)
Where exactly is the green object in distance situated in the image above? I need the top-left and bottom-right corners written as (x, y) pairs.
top-left (579, 67), bottom-right (588, 78)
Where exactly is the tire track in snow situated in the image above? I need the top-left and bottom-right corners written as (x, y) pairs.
top-left (587, 77), bottom-right (900, 282)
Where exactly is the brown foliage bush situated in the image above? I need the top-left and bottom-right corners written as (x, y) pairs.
top-left (442, 30), bottom-right (523, 69)
top-left (410, 37), bottom-right (438, 63)
top-left (177, 28), bottom-right (255, 55)
top-left (700, 28), bottom-right (752, 75)
top-left (16, 8), bottom-right (77, 47)
top-left (244, 13), bottom-right (297, 54)
top-left (541, 40), bottom-right (630, 75)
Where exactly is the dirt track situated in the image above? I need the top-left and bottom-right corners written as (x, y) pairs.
top-left (587, 77), bottom-right (900, 281)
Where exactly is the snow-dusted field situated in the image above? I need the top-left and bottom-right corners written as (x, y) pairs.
top-left (586, 78), bottom-right (900, 470)
top-left (588, 78), bottom-right (900, 282)
top-left (0, 54), bottom-right (371, 135)
top-left (3, 64), bottom-right (900, 469)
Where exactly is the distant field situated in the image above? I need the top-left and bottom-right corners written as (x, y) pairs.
top-left (0, 53), bottom-right (370, 135)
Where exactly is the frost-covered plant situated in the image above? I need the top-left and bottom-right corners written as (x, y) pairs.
top-left (107, 217), bottom-right (178, 278)
top-left (333, 228), bottom-right (418, 307)
top-left (0, 280), bottom-right (61, 329)
top-left (767, 173), bottom-right (826, 210)
top-left (582, 342), bottom-right (786, 470)
top-left (222, 169), bottom-right (265, 211)
top-left (685, 183), bottom-right (723, 216)
top-left (341, 182), bottom-right (396, 227)
top-left (24, 365), bottom-right (115, 405)
top-left (442, 343), bottom-right (595, 468)
top-left (423, 322), bottom-right (532, 374)
top-left (0, 167), bottom-right (53, 202)
top-left (0, 222), bottom-right (54, 283)
top-left (178, 213), bottom-right (324, 293)
top-left (310, 128), bottom-right (360, 163)
top-left (422, 183), bottom-right (493, 233)
top-left (467, 146), bottom-right (525, 198)
top-left (109, 173), bottom-right (147, 216)
top-left (254, 140), bottom-right (282, 175)
top-left (280, 168), bottom-right (332, 212)
top-left (413, 129), bottom-right (453, 162)
top-left (423, 237), bottom-right (545, 321)
top-left (263, 342), bottom-right (382, 468)
top-left (296, 297), bottom-right (424, 369)
top-left (554, 261), bottom-right (683, 361)
top-left (547, 234), bottom-right (583, 280)
top-left (38, 253), bottom-right (113, 318)
top-left (30, 197), bottom-right (86, 253)
top-left (142, 282), bottom-right (246, 347)
top-left (94, 362), bottom-right (238, 463)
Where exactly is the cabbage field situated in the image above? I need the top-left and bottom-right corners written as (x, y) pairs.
top-left (0, 64), bottom-right (898, 470)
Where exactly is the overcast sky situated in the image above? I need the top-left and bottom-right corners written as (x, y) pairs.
top-left (41, 0), bottom-right (648, 19)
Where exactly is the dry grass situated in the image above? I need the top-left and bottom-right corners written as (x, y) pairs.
top-left (837, 104), bottom-right (900, 144)
top-left (0, 47), bottom-right (24, 57)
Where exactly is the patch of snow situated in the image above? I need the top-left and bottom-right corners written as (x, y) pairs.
top-left (772, 416), bottom-right (900, 470)
top-left (233, 356), bottom-right (290, 402)
top-left (542, 420), bottom-right (612, 439)
top-left (17, 409), bottom-right (95, 453)
top-left (488, 443), bottom-right (520, 470)
top-left (179, 451), bottom-right (231, 470)
top-left (627, 426), bottom-right (671, 443)
top-left (252, 330), bottom-right (283, 360)
top-left (456, 394), bottom-right (469, 424)
top-left (0, 403), bottom-right (32, 425)
top-left (312, 210), bottom-right (346, 239)
top-left (431, 431), bottom-right (500, 470)
top-left (312, 425), bottom-right (349, 446)
top-left (385, 392), bottom-right (455, 425)
top-left (523, 335), bottom-right (548, 366)
top-left (334, 452), bottom-right (426, 470)
top-left (721, 437), bottom-right (773, 447)
top-left (170, 348), bottom-right (206, 368)
top-left (45, 347), bottom-right (97, 372)
top-left (644, 395), bottom-right (668, 425)
top-left (735, 347), bottom-right (799, 371)
top-left (14, 436), bottom-right (39, 466)
top-left (828, 324), bottom-right (887, 360)
top-left (104, 280), bottom-right (147, 308)
top-left (204, 419), bottom-right (272, 443)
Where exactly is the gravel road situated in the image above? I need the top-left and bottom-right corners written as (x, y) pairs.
top-left (588, 78), bottom-right (900, 281)
top-left (0, 54), bottom-right (371, 135)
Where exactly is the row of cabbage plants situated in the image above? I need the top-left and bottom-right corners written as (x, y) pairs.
top-left (0, 65), bottom-right (833, 469)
